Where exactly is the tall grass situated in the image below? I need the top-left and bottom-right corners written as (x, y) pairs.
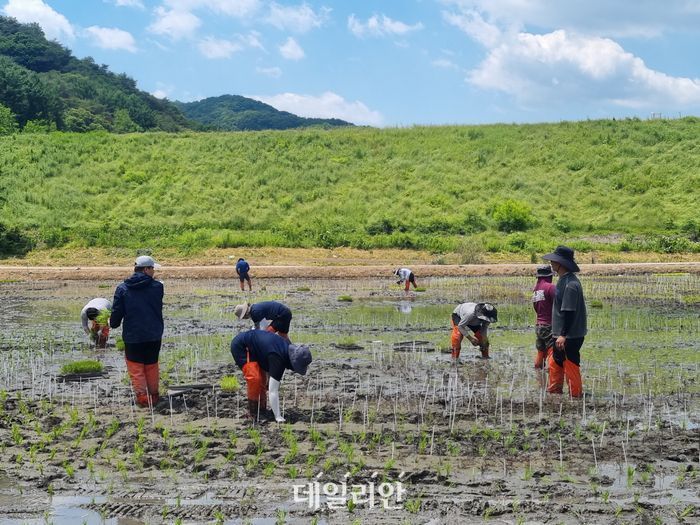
top-left (1, 118), bottom-right (699, 255)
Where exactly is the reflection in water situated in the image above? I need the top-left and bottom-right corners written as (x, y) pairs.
top-left (396, 301), bottom-right (412, 314)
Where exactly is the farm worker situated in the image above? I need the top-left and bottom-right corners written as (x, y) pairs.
top-left (234, 301), bottom-right (292, 342)
top-left (81, 298), bottom-right (112, 348)
top-left (543, 246), bottom-right (587, 398)
top-left (110, 255), bottom-right (164, 408)
top-left (235, 257), bottom-right (252, 291)
top-left (230, 329), bottom-right (312, 422)
top-left (532, 265), bottom-right (556, 369)
top-left (394, 267), bottom-right (417, 293)
top-left (451, 302), bottom-right (498, 360)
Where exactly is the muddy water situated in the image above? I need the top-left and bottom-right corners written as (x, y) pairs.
top-left (0, 275), bottom-right (698, 524)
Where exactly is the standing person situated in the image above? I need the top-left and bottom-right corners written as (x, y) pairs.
top-left (543, 246), bottom-right (587, 398)
top-left (532, 265), bottom-right (556, 369)
top-left (236, 257), bottom-right (252, 291)
top-left (230, 329), bottom-right (312, 422)
top-left (81, 297), bottom-right (112, 348)
top-left (450, 302), bottom-right (498, 360)
top-left (394, 267), bottom-right (417, 293)
top-left (110, 255), bottom-right (164, 408)
top-left (234, 301), bottom-right (292, 341)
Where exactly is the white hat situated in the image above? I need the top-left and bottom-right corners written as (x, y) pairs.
top-left (134, 255), bottom-right (160, 268)
top-left (234, 303), bottom-right (251, 319)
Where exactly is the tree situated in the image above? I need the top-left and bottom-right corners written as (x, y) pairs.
top-left (113, 108), bottom-right (141, 133)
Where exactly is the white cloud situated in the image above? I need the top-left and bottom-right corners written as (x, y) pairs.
top-left (85, 26), bottom-right (137, 52)
top-left (256, 66), bottom-right (282, 78)
top-left (240, 31), bottom-right (265, 51)
top-left (468, 30), bottom-right (700, 109)
top-left (279, 37), bottom-right (304, 60)
top-left (250, 92), bottom-right (384, 126)
top-left (266, 2), bottom-right (330, 33)
top-left (197, 36), bottom-right (242, 58)
top-left (151, 82), bottom-right (175, 99)
top-left (440, 0), bottom-right (700, 39)
top-left (148, 6), bottom-right (201, 40)
top-left (152, 89), bottom-right (170, 99)
top-left (432, 58), bottom-right (460, 71)
top-left (112, 0), bottom-right (145, 9)
top-left (348, 14), bottom-right (423, 38)
top-left (2, 0), bottom-right (74, 41)
top-left (163, 0), bottom-right (260, 18)
top-left (442, 9), bottom-right (501, 47)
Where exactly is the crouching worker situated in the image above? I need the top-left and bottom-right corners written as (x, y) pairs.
top-left (81, 298), bottom-right (112, 348)
top-left (110, 256), bottom-right (164, 408)
top-left (234, 301), bottom-right (292, 342)
top-left (230, 329), bottom-right (312, 422)
top-left (451, 302), bottom-right (497, 360)
top-left (394, 267), bottom-right (417, 293)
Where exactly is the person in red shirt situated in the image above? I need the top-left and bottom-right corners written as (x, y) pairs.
top-left (532, 265), bottom-right (556, 369)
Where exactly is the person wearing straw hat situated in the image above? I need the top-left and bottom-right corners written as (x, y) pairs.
top-left (110, 255), bottom-right (164, 408)
top-left (542, 246), bottom-right (587, 398)
top-left (81, 297), bottom-right (112, 348)
top-left (450, 302), bottom-right (498, 361)
top-left (532, 265), bottom-right (556, 369)
top-left (230, 329), bottom-right (312, 423)
top-left (234, 301), bottom-right (292, 342)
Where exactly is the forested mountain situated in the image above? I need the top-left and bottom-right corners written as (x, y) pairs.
top-left (0, 16), bottom-right (191, 132)
top-left (175, 95), bottom-right (352, 131)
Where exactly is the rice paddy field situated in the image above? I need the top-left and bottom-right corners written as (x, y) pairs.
top-left (0, 271), bottom-right (698, 524)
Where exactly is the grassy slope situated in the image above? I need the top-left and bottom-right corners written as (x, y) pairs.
top-left (1, 118), bottom-right (699, 256)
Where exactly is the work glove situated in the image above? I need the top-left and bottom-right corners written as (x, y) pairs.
top-left (553, 348), bottom-right (565, 367)
top-left (275, 416), bottom-right (285, 423)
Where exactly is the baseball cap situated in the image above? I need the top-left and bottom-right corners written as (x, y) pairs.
top-left (134, 255), bottom-right (160, 268)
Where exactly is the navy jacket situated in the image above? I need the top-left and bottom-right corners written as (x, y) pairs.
top-left (249, 301), bottom-right (291, 324)
top-left (230, 330), bottom-right (292, 380)
top-left (236, 260), bottom-right (250, 274)
top-left (110, 272), bottom-right (164, 343)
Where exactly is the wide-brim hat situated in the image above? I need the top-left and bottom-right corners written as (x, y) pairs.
top-left (476, 303), bottom-right (498, 323)
top-left (233, 303), bottom-right (251, 319)
top-left (542, 245), bottom-right (580, 273)
top-left (536, 265), bottom-right (554, 278)
top-left (288, 344), bottom-right (312, 375)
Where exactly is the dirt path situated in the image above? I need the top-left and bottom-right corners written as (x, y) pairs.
top-left (0, 262), bottom-right (699, 280)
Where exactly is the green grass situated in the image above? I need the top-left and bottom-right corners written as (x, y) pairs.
top-left (1, 119), bottom-right (699, 257)
top-left (219, 375), bottom-right (240, 392)
top-left (60, 360), bottom-right (103, 375)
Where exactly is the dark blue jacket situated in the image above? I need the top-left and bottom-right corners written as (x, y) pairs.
top-left (249, 301), bottom-right (290, 324)
top-left (110, 272), bottom-right (164, 343)
top-left (230, 330), bottom-right (292, 376)
top-left (236, 260), bottom-right (250, 274)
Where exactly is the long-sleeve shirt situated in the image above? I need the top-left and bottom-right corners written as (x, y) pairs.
top-left (230, 330), bottom-right (292, 381)
top-left (396, 268), bottom-right (412, 283)
top-left (80, 298), bottom-right (112, 333)
top-left (532, 279), bottom-right (556, 325)
top-left (249, 301), bottom-right (291, 329)
top-left (551, 272), bottom-right (587, 338)
top-left (453, 302), bottom-right (490, 337)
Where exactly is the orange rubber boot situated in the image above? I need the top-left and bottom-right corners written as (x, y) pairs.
top-left (126, 359), bottom-right (149, 406)
top-left (547, 354), bottom-right (564, 394)
top-left (564, 360), bottom-right (583, 398)
top-left (144, 363), bottom-right (160, 404)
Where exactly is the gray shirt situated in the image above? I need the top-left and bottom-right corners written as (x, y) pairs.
top-left (80, 297), bottom-right (112, 334)
top-left (453, 302), bottom-right (489, 338)
top-left (551, 273), bottom-right (587, 338)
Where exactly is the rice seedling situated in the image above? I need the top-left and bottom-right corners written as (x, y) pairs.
top-left (219, 375), bottom-right (240, 392)
top-left (60, 360), bottom-right (103, 375)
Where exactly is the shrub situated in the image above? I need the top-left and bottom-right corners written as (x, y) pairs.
top-left (493, 199), bottom-right (534, 232)
top-left (61, 360), bottom-right (103, 375)
top-left (0, 223), bottom-right (34, 258)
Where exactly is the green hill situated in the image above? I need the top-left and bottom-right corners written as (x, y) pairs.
top-left (174, 95), bottom-right (353, 131)
top-left (1, 119), bottom-right (699, 258)
top-left (0, 16), bottom-right (190, 132)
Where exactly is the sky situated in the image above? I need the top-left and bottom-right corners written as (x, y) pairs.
top-left (3, 0), bottom-right (700, 127)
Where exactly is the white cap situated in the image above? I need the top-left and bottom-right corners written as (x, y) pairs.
top-left (134, 255), bottom-right (160, 268)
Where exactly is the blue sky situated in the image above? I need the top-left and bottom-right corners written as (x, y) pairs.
top-left (4, 0), bottom-right (700, 126)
